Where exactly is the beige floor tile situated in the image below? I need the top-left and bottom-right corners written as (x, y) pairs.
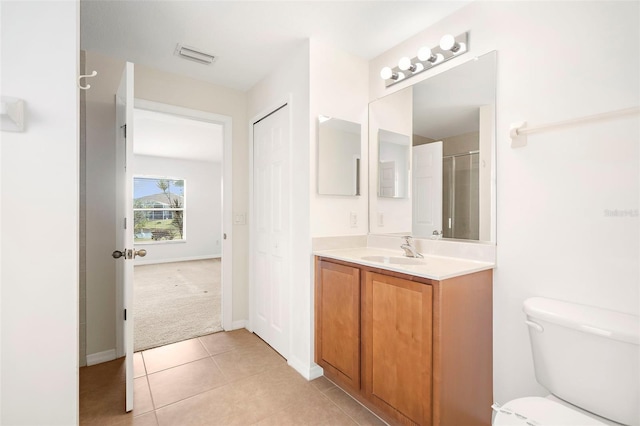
top-left (213, 340), bottom-right (286, 381)
top-left (310, 376), bottom-right (337, 393)
top-left (155, 385), bottom-right (238, 426)
top-left (227, 363), bottom-right (310, 402)
top-left (133, 352), bottom-right (146, 378)
top-left (147, 357), bottom-right (228, 408)
top-left (198, 329), bottom-right (258, 355)
top-left (142, 338), bottom-right (209, 374)
top-left (80, 381), bottom-right (126, 424)
top-left (131, 412), bottom-right (159, 426)
top-left (80, 357), bottom-right (126, 395)
top-left (323, 387), bottom-right (387, 426)
top-left (255, 390), bottom-right (358, 426)
top-left (221, 376), bottom-right (320, 425)
top-left (134, 377), bottom-right (154, 415)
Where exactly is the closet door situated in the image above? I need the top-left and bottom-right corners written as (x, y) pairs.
top-left (252, 104), bottom-right (290, 359)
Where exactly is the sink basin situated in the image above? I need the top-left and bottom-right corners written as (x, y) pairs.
top-left (361, 255), bottom-right (426, 265)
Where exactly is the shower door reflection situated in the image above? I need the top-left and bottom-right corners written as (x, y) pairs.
top-left (443, 152), bottom-right (479, 240)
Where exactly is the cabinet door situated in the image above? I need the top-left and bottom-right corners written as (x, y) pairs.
top-left (363, 272), bottom-right (433, 426)
top-left (315, 260), bottom-right (361, 390)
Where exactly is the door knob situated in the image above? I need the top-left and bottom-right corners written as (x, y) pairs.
top-left (135, 249), bottom-right (147, 258)
top-left (112, 250), bottom-right (125, 259)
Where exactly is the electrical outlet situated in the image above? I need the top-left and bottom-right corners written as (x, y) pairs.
top-left (350, 212), bottom-right (357, 228)
top-left (378, 212), bottom-right (384, 227)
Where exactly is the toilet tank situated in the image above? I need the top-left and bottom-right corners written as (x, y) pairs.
top-left (523, 297), bottom-right (639, 426)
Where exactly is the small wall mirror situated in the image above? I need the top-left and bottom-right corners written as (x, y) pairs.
top-left (317, 116), bottom-right (361, 196)
top-left (369, 51), bottom-right (497, 242)
top-left (378, 129), bottom-right (410, 198)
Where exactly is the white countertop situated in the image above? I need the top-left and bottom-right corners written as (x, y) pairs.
top-left (314, 247), bottom-right (494, 280)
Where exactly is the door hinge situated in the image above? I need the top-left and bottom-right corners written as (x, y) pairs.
top-left (124, 217), bottom-right (127, 229)
top-left (122, 124), bottom-right (127, 138)
top-left (124, 309), bottom-right (127, 321)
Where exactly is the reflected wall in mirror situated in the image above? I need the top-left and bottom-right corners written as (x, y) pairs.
top-left (369, 51), bottom-right (497, 242)
top-left (378, 129), bottom-right (410, 198)
top-left (317, 116), bottom-right (361, 196)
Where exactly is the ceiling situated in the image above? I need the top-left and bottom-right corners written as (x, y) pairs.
top-left (80, 1), bottom-right (471, 91)
top-left (134, 109), bottom-right (223, 162)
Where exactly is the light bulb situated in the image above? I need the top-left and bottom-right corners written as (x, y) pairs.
top-left (417, 46), bottom-right (436, 63)
top-left (440, 34), bottom-right (461, 52)
top-left (396, 71), bottom-right (405, 81)
top-left (380, 67), bottom-right (393, 80)
top-left (398, 57), bottom-right (412, 71)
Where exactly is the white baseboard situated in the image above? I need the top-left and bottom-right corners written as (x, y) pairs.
top-left (86, 349), bottom-right (117, 366)
top-left (287, 357), bottom-right (323, 381)
top-left (134, 254), bottom-right (221, 266)
top-left (228, 320), bottom-right (248, 331)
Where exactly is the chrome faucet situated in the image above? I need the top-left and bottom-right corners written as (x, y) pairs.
top-left (400, 236), bottom-right (423, 258)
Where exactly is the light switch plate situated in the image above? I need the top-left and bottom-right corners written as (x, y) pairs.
top-left (233, 213), bottom-right (246, 225)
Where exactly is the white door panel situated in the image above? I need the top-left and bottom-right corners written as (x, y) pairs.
top-left (413, 142), bottom-right (443, 237)
top-left (115, 62), bottom-right (135, 412)
top-left (252, 105), bottom-right (290, 359)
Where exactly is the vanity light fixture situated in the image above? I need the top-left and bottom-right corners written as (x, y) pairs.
top-left (380, 32), bottom-right (469, 87)
top-left (398, 57), bottom-right (424, 74)
top-left (439, 34), bottom-right (466, 54)
top-left (380, 67), bottom-right (405, 82)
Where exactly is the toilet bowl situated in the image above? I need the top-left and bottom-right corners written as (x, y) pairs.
top-left (493, 396), bottom-right (624, 426)
top-left (492, 297), bottom-right (639, 426)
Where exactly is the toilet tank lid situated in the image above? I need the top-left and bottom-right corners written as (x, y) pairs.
top-left (523, 297), bottom-right (639, 345)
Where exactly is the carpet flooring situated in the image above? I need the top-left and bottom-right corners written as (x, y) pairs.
top-left (133, 259), bottom-right (223, 352)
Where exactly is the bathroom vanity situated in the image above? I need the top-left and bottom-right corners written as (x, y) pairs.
top-left (314, 248), bottom-right (493, 426)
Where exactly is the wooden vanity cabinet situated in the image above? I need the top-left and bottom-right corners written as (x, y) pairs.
top-left (314, 256), bottom-right (493, 426)
top-left (363, 271), bottom-right (433, 425)
top-left (314, 259), bottom-right (361, 391)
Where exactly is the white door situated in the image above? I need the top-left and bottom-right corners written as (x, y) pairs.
top-left (114, 62), bottom-right (140, 412)
top-left (252, 104), bottom-right (290, 359)
top-left (379, 161), bottom-right (397, 197)
top-left (412, 142), bottom-right (443, 236)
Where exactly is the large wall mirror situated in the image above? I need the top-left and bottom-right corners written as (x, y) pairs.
top-left (317, 116), bottom-right (361, 196)
top-left (369, 51), bottom-right (497, 242)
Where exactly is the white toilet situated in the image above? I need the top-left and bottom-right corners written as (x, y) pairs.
top-left (493, 297), bottom-right (639, 426)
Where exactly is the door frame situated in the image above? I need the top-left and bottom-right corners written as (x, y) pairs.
top-left (248, 95), bottom-right (292, 358)
top-left (115, 99), bottom-right (234, 357)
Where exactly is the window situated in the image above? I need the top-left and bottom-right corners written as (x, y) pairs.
top-left (134, 177), bottom-right (185, 243)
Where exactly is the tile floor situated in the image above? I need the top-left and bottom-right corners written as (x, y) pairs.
top-left (80, 329), bottom-right (386, 425)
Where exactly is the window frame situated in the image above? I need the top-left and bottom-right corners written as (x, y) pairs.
top-left (133, 176), bottom-right (186, 245)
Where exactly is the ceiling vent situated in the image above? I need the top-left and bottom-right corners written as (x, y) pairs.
top-left (174, 44), bottom-right (216, 65)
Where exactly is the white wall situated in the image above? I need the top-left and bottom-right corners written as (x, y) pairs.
top-left (247, 40), bottom-right (313, 377)
top-left (0, 1), bottom-right (79, 424)
top-left (84, 51), bottom-right (249, 357)
top-left (133, 155), bottom-right (222, 263)
top-left (310, 40), bottom-right (369, 237)
top-left (368, 86), bottom-right (413, 234)
top-left (369, 1), bottom-right (639, 403)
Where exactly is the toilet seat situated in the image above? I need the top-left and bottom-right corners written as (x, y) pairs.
top-left (493, 397), bottom-right (607, 426)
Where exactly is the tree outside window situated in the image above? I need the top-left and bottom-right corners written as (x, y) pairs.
top-left (133, 177), bottom-right (185, 243)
